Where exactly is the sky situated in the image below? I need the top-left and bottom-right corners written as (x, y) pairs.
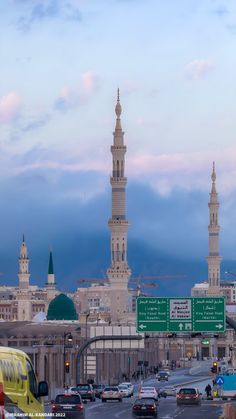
top-left (1, 0), bottom-right (236, 294)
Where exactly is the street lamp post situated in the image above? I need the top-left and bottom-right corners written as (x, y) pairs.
top-left (63, 332), bottom-right (73, 388)
top-left (84, 312), bottom-right (90, 383)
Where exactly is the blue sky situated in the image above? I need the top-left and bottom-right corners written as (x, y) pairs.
top-left (1, 0), bottom-right (236, 292)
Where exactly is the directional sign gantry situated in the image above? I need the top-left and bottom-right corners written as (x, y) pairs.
top-left (136, 297), bottom-right (225, 333)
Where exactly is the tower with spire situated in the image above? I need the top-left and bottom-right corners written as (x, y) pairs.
top-left (18, 235), bottom-right (30, 290)
top-left (17, 235), bottom-right (32, 320)
top-left (206, 162), bottom-right (222, 293)
top-left (45, 249), bottom-right (57, 301)
top-left (106, 90), bottom-right (131, 321)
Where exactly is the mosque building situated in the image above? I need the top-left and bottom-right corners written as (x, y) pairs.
top-left (0, 238), bottom-right (58, 321)
top-left (0, 91), bottom-right (133, 323)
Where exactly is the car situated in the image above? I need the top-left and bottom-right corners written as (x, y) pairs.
top-left (92, 384), bottom-right (106, 398)
top-left (176, 388), bottom-right (201, 405)
top-left (132, 397), bottom-right (158, 418)
top-left (118, 384), bottom-right (130, 398)
top-left (76, 384), bottom-right (96, 402)
top-left (157, 372), bottom-right (169, 381)
top-left (138, 387), bottom-right (158, 400)
top-left (159, 386), bottom-right (176, 397)
top-left (51, 393), bottom-right (86, 418)
top-left (67, 386), bottom-right (79, 394)
top-left (162, 368), bottom-right (170, 376)
top-left (101, 386), bottom-right (122, 402)
top-left (120, 381), bottom-right (134, 396)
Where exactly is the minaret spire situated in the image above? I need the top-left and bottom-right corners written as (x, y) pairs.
top-left (46, 249), bottom-right (56, 301)
top-left (206, 162), bottom-right (222, 290)
top-left (106, 90), bottom-right (131, 321)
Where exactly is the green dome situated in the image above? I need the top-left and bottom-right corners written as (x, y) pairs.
top-left (47, 293), bottom-right (78, 320)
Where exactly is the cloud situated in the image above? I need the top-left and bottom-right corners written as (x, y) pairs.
top-left (0, 92), bottom-right (23, 124)
top-left (81, 71), bottom-right (100, 94)
top-left (54, 71), bottom-right (100, 112)
top-left (214, 5), bottom-right (229, 17)
top-left (22, 113), bottom-right (51, 132)
top-left (17, 0), bottom-right (82, 32)
top-left (185, 59), bottom-right (214, 80)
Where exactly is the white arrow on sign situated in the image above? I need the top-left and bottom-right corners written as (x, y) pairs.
top-left (178, 323), bottom-right (184, 331)
top-left (215, 324), bottom-right (223, 329)
top-left (139, 324), bottom-right (147, 329)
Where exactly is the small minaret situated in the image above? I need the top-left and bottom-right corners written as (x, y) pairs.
top-left (206, 162), bottom-right (222, 290)
top-left (17, 235), bottom-right (32, 321)
top-left (46, 250), bottom-right (57, 301)
top-left (18, 235), bottom-right (30, 290)
top-left (47, 250), bottom-right (55, 286)
top-left (106, 90), bottom-right (131, 321)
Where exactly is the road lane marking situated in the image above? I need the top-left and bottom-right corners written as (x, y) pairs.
top-left (114, 407), bottom-right (132, 417)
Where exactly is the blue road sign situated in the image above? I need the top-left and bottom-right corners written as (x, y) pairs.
top-left (216, 376), bottom-right (224, 386)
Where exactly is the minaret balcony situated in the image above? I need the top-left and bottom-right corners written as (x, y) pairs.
top-left (110, 177), bottom-right (127, 186)
top-left (111, 145), bottom-right (127, 152)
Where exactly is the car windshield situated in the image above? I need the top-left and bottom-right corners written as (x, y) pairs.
top-left (93, 385), bottom-right (103, 389)
top-left (141, 387), bottom-right (155, 391)
top-left (69, 387), bottom-right (77, 391)
top-left (134, 398), bottom-right (155, 405)
top-left (179, 389), bottom-right (197, 395)
top-left (119, 385), bottom-right (128, 390)
top-left (55, 395), bottom-right (81, 404)
top-left (77, 385), bottom-right (89, 390)
top-left (104, 387), bottom-right (118, 391)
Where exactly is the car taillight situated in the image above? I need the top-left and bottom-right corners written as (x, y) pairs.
top-left (88, 391), bottom-right (92, 394)
top-left (76, 405), bottom-right (84, 411)
top-left (0, 384), bottom-right (4, 419)
top-left (133, 405), bottom-right (141, 410)
top-left (52, 404), bottom-right (60, 411)
top-left (192, 394), bottom-right (198, 398)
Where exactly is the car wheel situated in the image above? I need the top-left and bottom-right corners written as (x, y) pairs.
top-left (102, 399), bottom-right (106, 403)
top-left (119, 398), bottom-right (122, 402)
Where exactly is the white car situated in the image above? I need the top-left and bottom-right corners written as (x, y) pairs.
top-left (118, 384), bottom-right (130, 397)
top-left (138, 386), bottom-right (158, 400)
top-left (120, 382), bottom-right (134, 396)
top-left (160, 386), bottom-right (177, 397)
top-left (101, 386), bottom-right (122, 402)
top-left (66, 386), bottom-right (79, 394)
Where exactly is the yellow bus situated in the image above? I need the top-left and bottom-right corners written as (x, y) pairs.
top-left (0, 346), bottom-right (48, 416)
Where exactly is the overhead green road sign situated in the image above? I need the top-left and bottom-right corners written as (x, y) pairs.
top-left (136, 297), bottom-right (225, 333)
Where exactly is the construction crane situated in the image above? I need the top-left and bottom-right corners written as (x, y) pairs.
top-left (77, 278), bottom-right (109, 286)
top-left (77, 274), bottom-right (186, 293)
top-left (128, 281), bottom-right (158, 297)
top-left (128, 274), bottom-right (186, 297)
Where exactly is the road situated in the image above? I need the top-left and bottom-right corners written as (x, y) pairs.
top-left (47, 369), bottom-right (226, 418)
top-left (85, 397), bottom-right (224, 419)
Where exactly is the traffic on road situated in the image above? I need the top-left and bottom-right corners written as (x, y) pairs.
top-left (47, 368), bottom-right (228, 418)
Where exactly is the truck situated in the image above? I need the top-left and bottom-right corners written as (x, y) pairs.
top-left (218, 375), bottom-right (236, 399)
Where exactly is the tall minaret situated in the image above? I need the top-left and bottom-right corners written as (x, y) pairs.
top-left (18, 235), bottom-right (30, 290)
top-left (107, 90), bottom-right (131, 320)
top-left (206, 162), bottom-right (222, 291)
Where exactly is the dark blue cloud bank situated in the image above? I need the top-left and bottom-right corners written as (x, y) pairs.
top-left (0, 169), bottom-right (235, 296)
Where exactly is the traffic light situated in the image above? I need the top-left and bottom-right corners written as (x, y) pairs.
top-left (211, 362), bottom-right (217, 373)
top-left (65, 361), bottom-right (70, 373)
